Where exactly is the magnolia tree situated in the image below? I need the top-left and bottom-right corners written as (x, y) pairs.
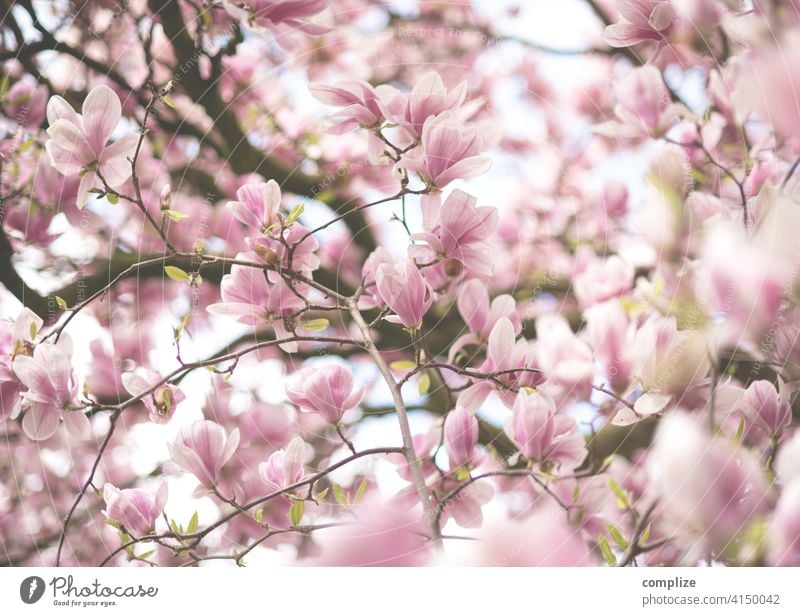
top-left (1, 0), bottom-right (799, 568)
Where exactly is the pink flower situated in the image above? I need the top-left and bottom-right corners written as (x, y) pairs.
top-left (743, 380), bottom-right (792, 438)
top-left (375, 258), bottom-right (433, 329)
top-left (601, 66), bottom-right (677, 138)
top-left (409, 189), bottom-right (498, 278)
top-left (3, 78), bottom-right (47, 129)
top-left (259, 436), bottom-right (307, 490)
top-left (285, 364), bottom-right (363, 423)
top-left (584, 300), bottom-right (634, 391)
top-left (103, 482), bottom-right (167, 537)
top-left (249, 223), bottom-right (320, 275)
top-left (573, 256), bottom-right (634, 307)
top-left (45, 84), bottom-right (139, 209)
top-left (360, 247), bottom-right (395, 310)
top-left (223, 0), bottom-right (328, 37)
top-left (465, 504), bottom-right (596, 565)
top-left (459, 316), bottom-right (541, 411)
top-left (603, 0), bottom-right (676, 48)
top-left (444, 406), bottom-right (479, 469)
top-left (768, 481), bottom-right (800, 566)
top-left (0, 308), bottom-right (42, 423)
top-left (12, 335), bottom-right (90, 441)
top-left (207, 251), bottom-right (307, 350)
top-left (225, 180), bottom-right (281, 231)
top-left (458, 279), bottom-right (519, 338)
top-left (535, 314), bottom-right (594, 400)
top-left (310, 80), bottom-right (383, 132)
top-left (167, 420), bottom-right (240, 488)
top-left (376, 72), bottom-right (468, 140)
top-left (506, 389), bottom-right (587, 471)
top-left (399, 112), bottom-right (491, 189)
top-left (121, 368), bottom-right (186, 424)
top-left (647, 413), bottom-right (770, 554)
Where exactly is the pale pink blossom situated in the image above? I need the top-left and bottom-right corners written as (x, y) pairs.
top-left (225, 180), bottom-right (281, 231)
top-left (444, 405), bottom-right (479, 469)
top-left (12, 335), bottom-right (90, 441)
top-left (607, 66), bottom-right (677, 138)
top-left (506, 389), bottom-right (587, 471)
top-left (223, 0), bottom-right (329, 39)
top-left (259, 436), bottom-right (307, 491)
top-left (768, 481), bottom-right (800, 566)
top-left (285, 364), bottom-right (363, 423)
top-left (450, 279), bottom-right (519, 361)
top-left (375, 258), bottom-right (433, 329)
top-left (398, 111), bottom-right (491, 189)
top-left (121, 368), bottom-right (186, 424)
top-left (103, 482), bottom-right (167, 537)
top-left (535, 314), bottom-right (594, 401)
top-left (603, 0), bottom-right (677, 48)
top-left (310, 80), bottom-right (383, 132)
top-left (376, 72), bottom-right (468, 140)
top-left (573, 256), bottom-right (634, 308)
top-left (45, 84), bottom-right (138, 208)
top-left (3, 78), bottom-right (47, 129)
top-left (167, 420), bottom-right (240, 489)
top-left (409, 189), bottom-right (498, 278)
top-left (647, 413), bottom-right (770, 554)
top-left (743, 380), bottom-right (792, 438)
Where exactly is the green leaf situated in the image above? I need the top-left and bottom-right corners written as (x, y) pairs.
top-left (289, 500), bottom-right (304, 527)
top-left (285, 203), bottom-right (304, 225)
top-left (332, 483), bottom-right (347, 507)
top-left (299, 318), bottom-right (329, 332)
top-left (163, 95), bottom-right (176, 109)
top-left (163, 209), bottom-right (188, 222)
top-left (29, 321), bottom-right (38, 340)
top-left (18, 138), bottom-right (36, 154)
top-left (598, 535), bottom-right (617, 566)
top-left (106, 518), bottom-right (122, 531)
top-left (254, 509), bottom-right (263, 524)
top-left (106, 193), bottom-right (119, 205)
top-left (608, 477), bottom-right (632, 510)
top-left (187, 511), bottom-right (199, 534)
top-left (572, 483), bottom-right (581, 503)
top-left (606, 523), bottom-right (628, 551)
top-left (55, 295), bottom-right (68, 310)
top-left (454, 466), bottom-right (470, 481)
top-left (354, 477), bottom-right (368, 504)
top-left (390, 360), bottom-right (416, 371)
top-left (417, 371), bottom-right (431, 395)
top-left (638, 524), bottom-right (651, 547)
top-left (164, 266), bottom-right (190, 282)
top-left (194, 239), bottom-right (205, 253)
top-left (734, 417), bottom-right (745, 443)
top-left (314, 488), bottom-right (329, 501)
top-left (138, 550), bottom-right (155, 560)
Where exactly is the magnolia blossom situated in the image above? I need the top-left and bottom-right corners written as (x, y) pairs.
top-left (207, 251), bottom-right (306, 350)
top-left (45, 84), bottom-right (138, 208)
top-left (168, 420), bottom-right (240, 489)
top-left (450, 278), bottom-right (519, 362)
top-left (223, 0), bottom-right (328, 38)
top-left (3, 78), bottom-right (47, 128)
top-left (399, 112), bottom-right (491, 189)
top-left (768, 482), bottom-right (800, 566)
top-left (285, 364), bottom-right (362, 423)
top-left (12, 335), bottom-right (90, 441)
top-left (603, 0), bottom-right (677, 48)
top-left (506, 389), bottom-right (587, 471)
top-left (103, 482), bottom-right (167, 537)
top-left (121, 369), bottom-right (186, 424)
top-left (584, 300), bottom-right (635, 392)
top-left (535, 314), bottom-right (594, 401)
top-left (647, 413), bottom-right (770, 555)
top-left (310, 80), bottom-right (383, 132)
top-left (375, 258), bottom-right (433, 329)
top-left (409, 189), bottom-right (498, 278)
top-left (226, 180), bottom-right (282, 232)
top-left (597, 66), bottom-right (678, 138)
top-left (376, 72), bottom-right (468, 140)
top-left (459, 316), bottom-right (541, 411)
top-left (573, 256), bottom-right (634, 308)
top-left (444, 406), bottom-right (479, 469)
top-left (743, 380), bottom-right (792, 439)
top-left (259, 436), bottom-right (307, 491)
